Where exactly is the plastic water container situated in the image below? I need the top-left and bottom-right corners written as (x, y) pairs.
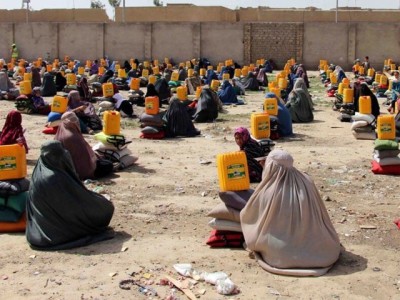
top-left (225, 60), bottom-right (231, 67)
top-left (115, 64), bottom-right (121, 71)
top-left (330, 73), bottom-right (337, 84)
top-left (167, 64), bottom-right (172, 69)
top-left (78, 67), bottom-right (85, 75)
top-left (19, 81), bottom-right (32, 95)
top-left (384, 59), bottom-right (388, 66)
top-left (338, 83), bottom-right (348, 95)
top-left (367, 68), bottom-right (375, 77)
top-left (0, 144), bottom-right (27, 180)
top-left (148, 75), bottom-right (156, 85)
top-left (260, 59), bottom-right (265, 65)
top-left (101, 59), bottom-right (106, 66)
top-left (23, 73), bottom-right (32, 82)
top-left (391, 64), bottom-right (396, 70)
top-left (278, 78), bottom-right (288, 89)
top-left (66, 73), bottom-right (76, 86)
top-left (377, 115), bottom-right (395, 140)
top-left (251, 112), bottom-right (270, 139)
top-left (375, 74), bottom-right (382, 83)
top-left (263, 98), bottom-right (278, 116)
top-left (179, 62), bottom-right (185, 68)
top-left (164, 58), bottom-right (169, 64)
top-left (216, 151), bottom-right (250, 192)
top-left (152, 66), bottom-right (160, 75)
top-left (171, 71), bottom-right (179, 81)
top-left (200, 68), bottom-right (206, 76)
top-left (207, 66), bottom-right (213, 70)
top-left (268, 82), bottom-right (277, 89)
top-left (177, 86), bottom-right (187, 100)
top-left (118, 69), bottom-right (126, 78)
top-left (270, 87), bottom-right (281, 98)
top-left (142, 69), bottom-right (149, 78)
top-left (211, 80), bottom-right (220, 91)
top-left (217, 66), bottom-right (222, 73)
top-left (186, 61), bottom-right (191, 68)
top-left (358, 66), bottom-right (365, 75)
top-left (380, 75), bottom-right (388, 86)
top-left (358, 96), bottom-right (372, 114)
top-left (256, 60), bottom-right (261, 66)
top-left (102, 82), bottom-right (114, 98)
top-left (51, 95), bottom-right (68, 113)
top-left (145, 96), bottom-right (159, 115)
top-left (195, 86), bottom-right (202, 98)
top-left (98, 66), bottom-right (105, 75)
top-left (187, 69), bottom-right (194, 77)
top-left (241, 68), bottom-right (249, 76)
top-left (234, 69), bottom-right (241, 78)
top-left (389, 79), bottom-right (393, 91)
top-left (343, 88), bottom-right (354, 103)
top-left (131, 63), bottom-right (137, 70)
top-left (222, 73), bottom-right (230, 80)
top-left (130, 78), bottom-right (140, 90)
top-left (153, 59), bottom-right (159, 66)
top-left (103, 111), bottom-right (121, 135)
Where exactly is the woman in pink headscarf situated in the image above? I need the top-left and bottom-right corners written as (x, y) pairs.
top-left (234, 127), bottom-right (264, 183)
top-left (0, 110), bottom-right (29, 153)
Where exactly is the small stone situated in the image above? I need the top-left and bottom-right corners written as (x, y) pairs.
top-left (197, 289), bottom-right (206, 295)
top-left (323, 195), bottom-right (331, 201)
top-left (29, 255), bottom-right (36, 259)
top-left (2, 275), bottom-right (8, 280)
top-left (121, 247), bottom-right (128, 252)
top-left (372, 267), bottom-right (381, 272)
top-left (33, 271), bottom-right (40, 275)
top-left (109, 272), bottom-right (117, 278)
top-left (360, 225), bottom-right (377, 230)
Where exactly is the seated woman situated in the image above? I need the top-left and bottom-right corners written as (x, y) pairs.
top-left (232, 78), bottom-right (245, 96)
top-left (155, 78), bottom-right (172, 105)
top-left (0, 110), bottom-right (29, 153)
top-left (55, 71), bottom-right (67, 92)
top-left (163, 96), bottom-right (200, 137)
top-left (185, 71), bottom-right (202, 95)
top-left (285, 78), bottom-right (314, 123)
top-left (31, 87), bottom-right (51, 115)
top-left (256, 66), bottom-right (269, 87)
top-left (217, 80), bottom-right (238, 104)
top-left (295, 64), bottom-right (310, 88)
top-left (192, 86), bottom-right (222, 123)
top-left (265, 92), bottom-right (293, 137)
top-left (77, 77), bottom-right (92, 102)
top-left (355, 82), bottom-right (380, 118)
top-left (55, 111), bottom-right (113, 180)
top-left (112, 92), bottom-right (135, 118)
top-left (335, 65), bottom-right (347, 84)
top-left (241, 72), bottom-right (260, 91)
top-left (67, 90), bottom-right (102, 133)
top-left (99, 70), bottom-right (114, 84)
top-left (31, 67), bottom-right (41, 88)
top-left (234, 127), bottom-right (264, 183)
top-left (41, 72), bottom-right (57, 97)
top-left (0, 71), bottom-right (17, 100)
top-left (26, 140), bottom-right (114, 250)
top-left (240, 149), bottom-right (341, 276)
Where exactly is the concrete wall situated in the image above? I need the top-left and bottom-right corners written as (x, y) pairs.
top-left (58, 23), bottom-right (104, 61)
top-left (200, 23), bottom-right (243, 65)
top-left (2, 21), bottom-right (400, 71)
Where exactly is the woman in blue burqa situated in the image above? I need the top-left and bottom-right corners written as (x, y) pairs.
top-left (26, 140), bottom-right (114, 250)
top-left (265, 92), bottom-right (293, 137)
top-left (218, 80), bottom-right (238, 104)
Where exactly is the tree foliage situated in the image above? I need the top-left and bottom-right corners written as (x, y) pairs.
top-left (153, 0), bottom-right (163, 6)
top-left (91, 0), bottom-right (105, 9)
top-left (108, 0), bottom-right (121, 8)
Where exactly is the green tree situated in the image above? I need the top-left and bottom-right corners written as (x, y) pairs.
top-left (91, 0), bottom-right (105, 9)
top-left (108, 0), bottom-right (121, 20)
top-left (153, 0), bottom-right (163, 6)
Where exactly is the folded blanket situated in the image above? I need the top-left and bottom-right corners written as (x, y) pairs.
top-left (351, 120), bottom-right (369, 130)
top-left (352, 112), bottom-right (375, 124)
top-left (0, 179), bottom-right (30, 197)
top-left (374, 149), bottom-right (400, 159)
top-left (352, 130), bottom-right (376, 140)
top-left (208, 218), bottom-right (242, 232)
top-left (374, 139), bottom-right (399, 151)
top-left (372, 154), bottom-right (400, 166)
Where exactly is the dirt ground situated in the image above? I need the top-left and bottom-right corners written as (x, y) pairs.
top-left (1, 71), bottom-right (400, 300)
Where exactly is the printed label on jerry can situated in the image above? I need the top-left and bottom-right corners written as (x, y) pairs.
top-left (381, 123), bottom-right (393, 133)
top-left (0, 156), bottom-right (16, 170)
top-left (258, 122), bottom-right (269, 131)
top-left (146, 102), bottom-right (153, 109)
top-left (227, 163), bottom-right (246, 180)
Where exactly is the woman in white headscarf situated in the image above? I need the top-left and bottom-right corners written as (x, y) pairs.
top-left (240, 149), bottom-right (340, 276)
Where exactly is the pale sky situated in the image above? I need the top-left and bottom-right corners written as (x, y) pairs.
top-left (2, 0), bottom-right (399, 19)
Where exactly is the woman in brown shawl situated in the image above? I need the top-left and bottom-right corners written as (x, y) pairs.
top-left (240, 149), bottom-right (340, 276)
top-left (55, 112), bottom-right (113, 180)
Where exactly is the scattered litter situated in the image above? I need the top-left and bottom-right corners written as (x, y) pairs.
top-left (142, 273), bottom-right (152, 279)
top-left (339, 217), bottom-right (346, 223)
top-left (373, 267), bottom-right (381, 272)
top-left (199, 159), bottom-right (212, 165)
top-left (204, 272), bottom-right (228, 285)
top-left (121, 247), bottom-right (128, 252)
top-left (360, 225), bottom-right (377, 230)
top-left (33, 271), bottom-right (40, 275)
top-left (173, 264), bottom-right (193, 277)
top-left (29, 255), bottom-right (36, 259)
top-left (119, 279), bottom-right (158, 296)
top-left (201, 191), bottom-right (207, 197)
top-left (109, 272), bottom-right (118, 278)
top-left (2, 275), bottom-right (8, 280)
top-left (269, 288), bottom-right (281, 296)
top-left (323, 195), bottom-right (331, 202)
top-left (216, 277), bottom-right (239, 295)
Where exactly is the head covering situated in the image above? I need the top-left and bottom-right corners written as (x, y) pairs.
top-left (99, 70), bottom-right (114, 84)
top-left (0, 110), bottom-right (28, 153)
top-left (40, 73), bottom-right (57, 97)
top-left (67, 90), bottom-right (83, 109)
top-left (54, 112), bottom-right (97, 180)
top-left (240, 149), bottom-right (341, 276)
top-left (358, 82), bottom-right (380, 118)
top-left (26, 140), bottom-right (114, 250)
top-left (145, 83), bottom-right (159, 97)
top-left (0, 71), bottom-right (14, 91)
top-left (193, 87), bottom-right (220, 123)
top-left (217, 80), bottom-right (238, 104)
top-left (286, 79), bottom-right (314, 123)
top-left (77, 77), bottom-right (90, 100)
top-left (234, 127), bottom-right (250, 145)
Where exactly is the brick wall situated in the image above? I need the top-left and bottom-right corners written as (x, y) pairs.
top-left (244, 23), bottom-right (304, 68)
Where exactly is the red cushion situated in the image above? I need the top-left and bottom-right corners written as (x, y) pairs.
top-left (206, 229), bottom-right (244, 248)
top-left (42, 126), bottom-right (58, 135)
top-left (139, 131), bottom-right (165, 139)
top-left (371, 160), bottom-right (400, 175)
